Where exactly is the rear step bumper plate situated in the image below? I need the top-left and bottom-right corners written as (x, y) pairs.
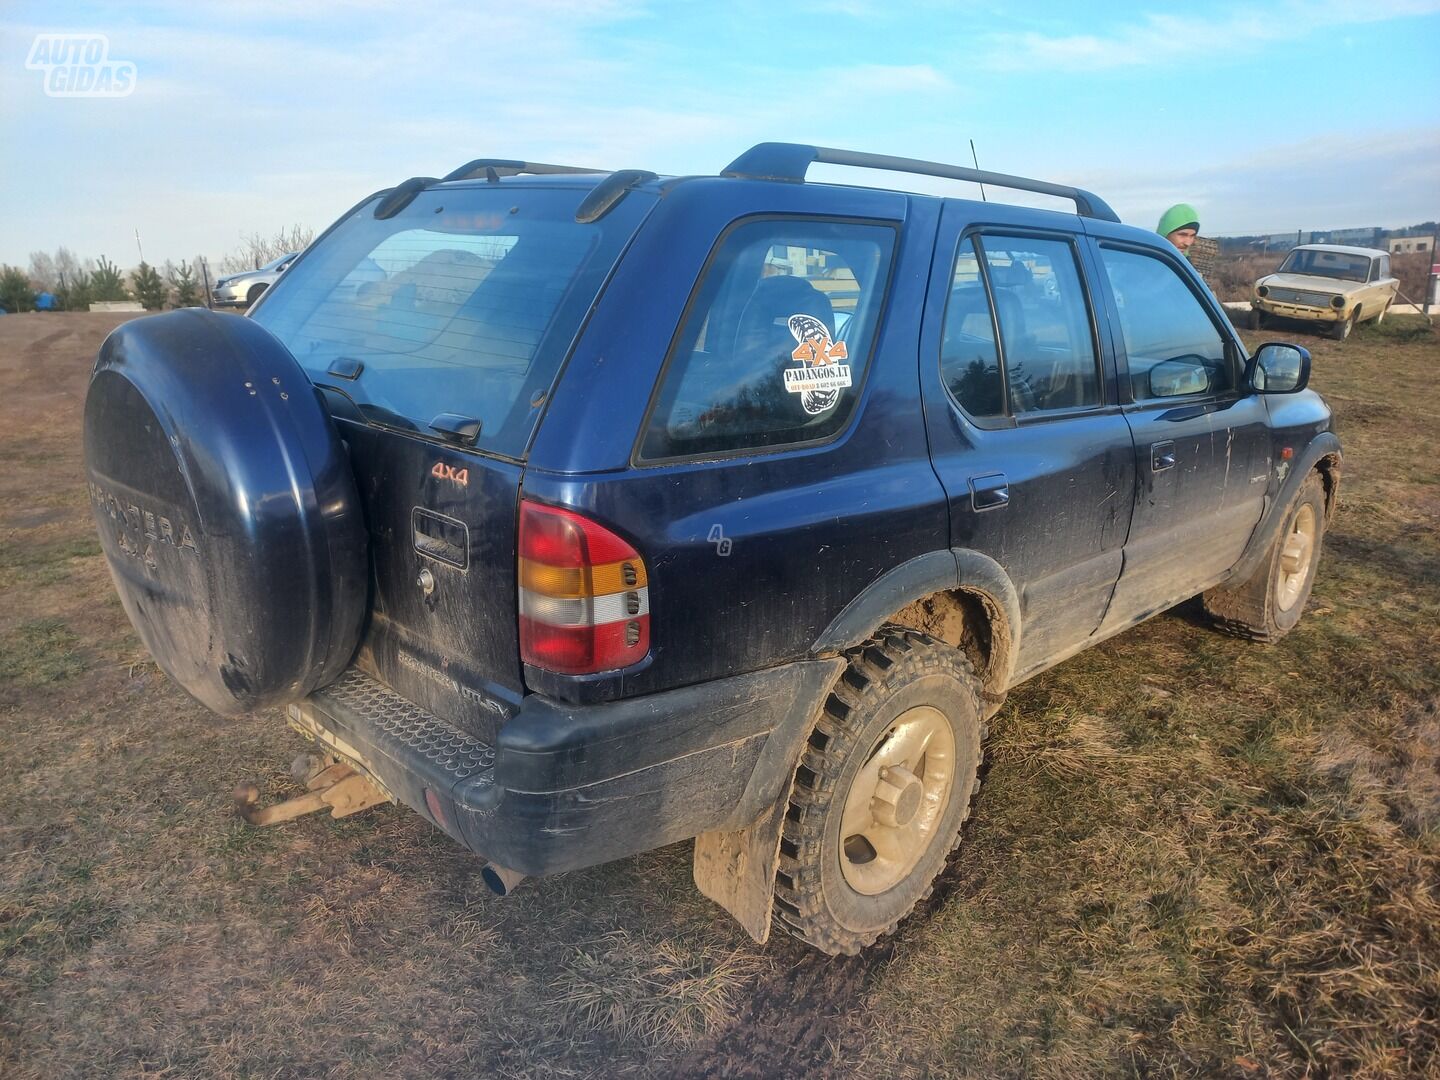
top-left (289, 658), bottom-right (843, 877)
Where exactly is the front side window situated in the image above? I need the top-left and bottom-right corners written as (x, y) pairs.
top-left (1100, 246), bottom-right (1232, 401)
top-left (639, 218), bottom-right (895, 460)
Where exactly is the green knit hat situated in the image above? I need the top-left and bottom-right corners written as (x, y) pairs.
top-left (1157, 203), bottom-right (1200, 237)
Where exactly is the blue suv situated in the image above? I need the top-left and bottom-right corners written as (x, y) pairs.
top-left (83, 145), bottom-right (1341, 954)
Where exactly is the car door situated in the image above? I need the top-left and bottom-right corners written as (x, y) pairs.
top-left (1085, 233), bottom-right (1271, 632)
top-left (919, 203), bottom-right (1135, 678)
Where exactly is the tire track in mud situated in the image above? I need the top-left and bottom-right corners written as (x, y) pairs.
top-left (683, 942), bottom-right (894, 1078)
top-left (678, 811), bottom-right (994, 1077)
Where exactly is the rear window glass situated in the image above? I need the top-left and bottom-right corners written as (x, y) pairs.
top-left (639, 218), bottom-right (896, 460)
top-left (251, 185), bottom-right (649, 458)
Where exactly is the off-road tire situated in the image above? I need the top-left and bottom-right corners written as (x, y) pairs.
top-left (1330, 308), bottom-right (1357, 340)
top-left (1203, 471), bottom-right (1326, 642)
top-left (246, 282), bottom-right (268, 306)
top-left (773, 629), bottom-right (986, 955)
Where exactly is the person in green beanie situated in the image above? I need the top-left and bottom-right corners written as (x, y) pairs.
top-left (1157, 203), bottom-right (1200, 257)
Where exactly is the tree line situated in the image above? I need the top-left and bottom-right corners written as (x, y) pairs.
top-left (0, 225), bottom-right (314, 314)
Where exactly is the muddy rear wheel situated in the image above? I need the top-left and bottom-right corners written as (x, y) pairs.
top-left (773, 630), bottom-right (985, 955)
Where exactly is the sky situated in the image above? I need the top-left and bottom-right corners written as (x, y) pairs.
top-left (2, 0), bottom-right (1438, 271)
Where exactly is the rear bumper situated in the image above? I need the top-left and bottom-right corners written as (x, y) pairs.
top-left (287, 658), bottom-right (842, 876)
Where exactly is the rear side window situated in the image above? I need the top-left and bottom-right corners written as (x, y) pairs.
top-left (638, 218), bottom-right (896, 460)
top-left (1099, 247), bottom-right (1232, 401)
top-left (940, 233), bottom-right (1100, 418)
top-left (940, 238), bottom-right (1003, 417)
top-left (251, 186), bottom-right (648, 458)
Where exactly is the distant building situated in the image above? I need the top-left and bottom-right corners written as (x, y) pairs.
top-left (1316, 226), bottom-right (1382, 247)
top-left (1387, 235), bottom-right (1433, 254)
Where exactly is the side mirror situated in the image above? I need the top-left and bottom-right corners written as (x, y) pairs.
top-left (1149, 357), bottom-right (1211, 398)
top-left (1250, 342), bottom-right (1311, 393)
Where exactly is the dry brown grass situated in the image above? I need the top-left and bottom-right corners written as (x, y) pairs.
top-left (1, 312), bottom-right (1436, 1078)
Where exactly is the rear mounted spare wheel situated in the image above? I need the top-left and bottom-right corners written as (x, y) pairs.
top-left (83, 309), bottom-right (369, 716)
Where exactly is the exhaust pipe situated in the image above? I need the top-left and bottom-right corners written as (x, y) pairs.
top-left (481, 862), bottom-right (527, 897)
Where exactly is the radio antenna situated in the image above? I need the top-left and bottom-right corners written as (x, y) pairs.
top-left (969, 139), bottom-right (987, 201)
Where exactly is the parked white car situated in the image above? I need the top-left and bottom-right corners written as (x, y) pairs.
top-left (212, 252), bottom-right (300, 308)
top-left (1251, 244), bottom-right (1399, 340)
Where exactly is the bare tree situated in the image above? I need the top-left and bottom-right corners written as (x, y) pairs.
top-left (219, 224), bottom-right (315, 273)
top-left (28, 251), bottom-right (57, 291)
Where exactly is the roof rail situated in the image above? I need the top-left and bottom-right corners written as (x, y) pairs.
top-left (440, 159), bottom-right (603, 183)
top-left (721, 142), bottom-right (1120, 223)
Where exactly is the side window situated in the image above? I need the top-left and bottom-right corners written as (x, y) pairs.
top-left (981, 236), bottom-right (1101, 413)
top-left (1100, 247), bottom-right (1232, 401)
top-left (639, 218), bottom-right (895, 460)
top-left (1379, 255), bottom-right (1391, 279)
top-left (940, 237), bottom-right (1003, 417)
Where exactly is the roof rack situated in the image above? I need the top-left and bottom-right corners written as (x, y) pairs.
top-left (440, 159), bottom-right (603, 183)
top-left (721, 142), bottom-right (1120, 223)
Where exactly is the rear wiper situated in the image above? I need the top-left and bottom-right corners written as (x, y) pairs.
top-left (428, 412), bottom-right (482, 446)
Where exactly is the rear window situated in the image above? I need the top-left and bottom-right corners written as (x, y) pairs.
top-left (251, 184), bottom-right (650, 458)
top-left (638, 217), bottom-right (896, 460)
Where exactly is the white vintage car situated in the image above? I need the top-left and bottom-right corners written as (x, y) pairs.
top-left (1252, 244), bottom-right (1399, 340)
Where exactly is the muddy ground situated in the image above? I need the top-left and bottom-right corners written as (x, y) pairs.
top-left (1, 312), bottom-right (1436, 1078)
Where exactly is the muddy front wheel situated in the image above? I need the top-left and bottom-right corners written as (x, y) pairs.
top-left (773, 630), bottom-right (985, 955)
top-left (1204, 472), bottom-right (1326, 642)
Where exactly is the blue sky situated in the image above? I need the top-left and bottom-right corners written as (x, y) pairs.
top-left (2, 0), bottom-right (1437, 269)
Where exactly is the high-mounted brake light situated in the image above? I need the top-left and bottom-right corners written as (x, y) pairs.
top-left (518, 500), bottom-right (650, 675)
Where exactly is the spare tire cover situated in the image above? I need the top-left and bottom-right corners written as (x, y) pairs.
top-left (83, 309), bottom-right (368, 716)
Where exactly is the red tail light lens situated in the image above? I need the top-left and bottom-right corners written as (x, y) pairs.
top-left (518, 500), bottom-right (650, 675)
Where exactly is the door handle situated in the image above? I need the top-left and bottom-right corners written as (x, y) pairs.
top-left (969, 473), bottom-right (1009, 512)
top-left (1151, 441), bottom-right (1177, 472)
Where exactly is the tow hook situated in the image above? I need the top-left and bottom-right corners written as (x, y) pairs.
top-left (233, 753), bottom-right (390, 827)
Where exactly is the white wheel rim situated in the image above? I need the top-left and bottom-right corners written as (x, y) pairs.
top-left (1275, 503), bottom-right (1317, 612)
top-left (838, 705), bottom-right (956, 895)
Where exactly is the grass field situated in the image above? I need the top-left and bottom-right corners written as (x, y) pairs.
top-left (1, 312), bottom-right (1436, 1078)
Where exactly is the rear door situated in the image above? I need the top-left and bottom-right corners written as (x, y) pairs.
top-left (251, 182), bottom-right (655, 739)
top-left (919, 202), bottom-right (1136, 678)
top-left (1085, 234), bottom-right (1270, 632)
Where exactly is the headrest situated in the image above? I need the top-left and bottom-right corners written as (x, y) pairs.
top-left (733, 275), bottom-right (835, 355)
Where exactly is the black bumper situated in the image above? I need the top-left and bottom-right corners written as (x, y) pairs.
top-left (287, 658), bottom-right (842, 876)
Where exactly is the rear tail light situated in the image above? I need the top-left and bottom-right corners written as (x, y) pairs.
top-left (518, 500), bottom-right (650, 675)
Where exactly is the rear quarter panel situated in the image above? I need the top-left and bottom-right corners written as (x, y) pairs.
top-left (525, 180), bottom-right (950, 701)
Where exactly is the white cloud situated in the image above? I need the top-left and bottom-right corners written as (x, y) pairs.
top-left (980, 0), bottom-right (1440, 71)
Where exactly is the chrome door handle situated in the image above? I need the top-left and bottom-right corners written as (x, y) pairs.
top-left (1151, 441), bottom-right (1177, 472)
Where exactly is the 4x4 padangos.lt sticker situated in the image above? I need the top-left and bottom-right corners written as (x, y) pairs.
top-left (784, 313), bottom-right (851, 415)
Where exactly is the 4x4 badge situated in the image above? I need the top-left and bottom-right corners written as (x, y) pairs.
top-left (430, 461), bottom-right (469, 486)
top-left (784, 313), bottom-right (851, 415)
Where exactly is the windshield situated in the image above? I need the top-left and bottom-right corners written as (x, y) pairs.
top-left (1278, 249), bottom-right (1371, 282)
top-left (251, 184), bottom-right (651, 458)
